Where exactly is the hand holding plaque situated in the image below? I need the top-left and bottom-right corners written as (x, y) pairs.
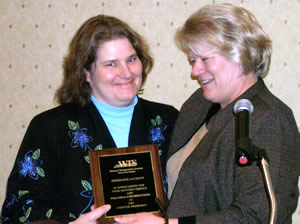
top-left (88, 144), bottom-right (167, 223)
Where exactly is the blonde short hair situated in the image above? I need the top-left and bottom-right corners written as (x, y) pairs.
top-left (175, 3), bottom-right (272, 77)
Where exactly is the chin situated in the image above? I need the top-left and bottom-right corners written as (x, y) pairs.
top-left (203, 94), bottom-right (213, 102)
top-left (117, 96), bottom-right (136, 105)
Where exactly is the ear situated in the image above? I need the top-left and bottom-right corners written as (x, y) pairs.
top-left (84, 68), bottom-right (91, 83)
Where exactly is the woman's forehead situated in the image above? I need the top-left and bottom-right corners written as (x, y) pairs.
top-left (189, 42), bottom-right (217, 57)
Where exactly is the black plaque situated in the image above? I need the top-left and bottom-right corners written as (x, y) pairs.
top-left (88, 145), bottom-right (166, 223)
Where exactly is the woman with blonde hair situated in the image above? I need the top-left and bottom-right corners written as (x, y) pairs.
top-left (115, 3), bottom-right (299, 224)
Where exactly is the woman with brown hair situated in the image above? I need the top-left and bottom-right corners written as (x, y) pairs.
top-left (1, 15), bottom-right (178, 223)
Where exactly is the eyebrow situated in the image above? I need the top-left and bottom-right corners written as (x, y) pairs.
top-left (190, 52), bottom-right (213, 59)
top-left (101, 59), bottom-right (118, 64)
top-left (101, 53), bottom-right (138, 63)
top-left (127, 53), bottom-right (138, 58)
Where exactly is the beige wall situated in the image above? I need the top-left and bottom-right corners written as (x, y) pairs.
top-left (1, 0), bottom-right (299, 221)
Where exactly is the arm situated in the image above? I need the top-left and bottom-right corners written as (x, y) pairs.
top-left (1, 116), bottom-right (66, 223)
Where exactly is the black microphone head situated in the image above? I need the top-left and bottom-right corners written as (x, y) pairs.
top-left (233, 99), bottom-right (254, 115)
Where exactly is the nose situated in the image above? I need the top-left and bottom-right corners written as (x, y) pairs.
top-left (119, 64), bottom-right (132, 79)
top-left (191, 60), bottom-right (205, 77)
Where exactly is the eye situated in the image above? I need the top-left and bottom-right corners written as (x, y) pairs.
top-left (127, 55), bottom-right (137, 63)
top-left (188, 57), bottom-right (195, 65)
top-left (201, 58), bottom-right (209, 62)
top-left (105, 62), bottom-right (116, 67)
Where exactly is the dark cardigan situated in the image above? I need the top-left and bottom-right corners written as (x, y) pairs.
top-left (1, 97), bottom-right (178, 223)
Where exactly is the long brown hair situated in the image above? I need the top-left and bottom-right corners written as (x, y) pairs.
top-left (55, 15), bottom-right (153, 106)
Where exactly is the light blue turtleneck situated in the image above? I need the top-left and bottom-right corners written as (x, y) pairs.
top-left (91, 95), bottom-right (138, 148)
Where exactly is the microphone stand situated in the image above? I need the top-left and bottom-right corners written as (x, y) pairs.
top-left (237, 138), bottom-right (277, 224)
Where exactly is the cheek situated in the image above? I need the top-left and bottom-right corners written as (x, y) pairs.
top-left (94, 69), bottom-right (116, 83)
top-left (212, 63), bottom-right (234, 82)
top-left (134, 65), bottom-right (143, 88)
top-left (205, 60), bottom-right (221, 76)
top-left (105, 72), bottom-right (118, 81)
top-left (134, 61), bottom-right (143, 77)
top-left (137, 68), bottom-right (143, 79)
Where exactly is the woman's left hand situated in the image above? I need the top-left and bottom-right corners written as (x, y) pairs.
top-left (114, 212), bottom-right (165, 224)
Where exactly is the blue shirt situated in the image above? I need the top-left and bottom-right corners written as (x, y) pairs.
top-left (91, 95), bottom-right (138, 148)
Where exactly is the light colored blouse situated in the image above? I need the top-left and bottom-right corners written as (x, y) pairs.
top-left (167, 123), bottom-right (208, 199)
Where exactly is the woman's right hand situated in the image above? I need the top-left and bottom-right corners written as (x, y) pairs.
top-left (114, 212), bottom-right (165, 224)
top-left (69, 204), bottom-right (111, 224)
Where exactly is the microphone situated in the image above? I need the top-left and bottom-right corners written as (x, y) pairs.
top-left (233, 99), bottom-right (254, 166)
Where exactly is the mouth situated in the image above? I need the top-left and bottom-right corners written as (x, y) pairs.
top-left (115, 81), bottom-right (135, 88)
top-left (201, 79), bottom-right (214, 85)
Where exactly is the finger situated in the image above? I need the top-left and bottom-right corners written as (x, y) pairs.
top-left (89, 204), bottom-right (111, 221)
top-left (114, 215), bottom-right (135, 224)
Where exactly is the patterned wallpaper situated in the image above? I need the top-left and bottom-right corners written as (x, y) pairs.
top-left (1, 0), bottom-right (299, 221)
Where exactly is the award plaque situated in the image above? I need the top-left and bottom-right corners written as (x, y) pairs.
top-left (88, 144), bottom-right (166, 223)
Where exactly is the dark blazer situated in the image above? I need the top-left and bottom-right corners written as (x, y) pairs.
top-left (1, 97), bottom-right (178, 223)
top-left (167, 79), bottom-right (300, 223)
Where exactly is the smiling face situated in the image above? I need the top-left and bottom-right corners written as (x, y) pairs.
top-left (85, 38), bottom-right (143, 107)
top-left (189, 43), bottom-right (257, 108)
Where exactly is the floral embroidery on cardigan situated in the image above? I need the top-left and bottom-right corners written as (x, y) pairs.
top-left (5, 149), bottom-right (45, 223)
top-left (3, 190), bottom-right (33, 223)
top-left (149, 115), bottom-right (167, 152)
top-left (19, 199), bottom-right (34, 223)
top-left (149, 115), bottom-right (168, 195)
top-left (78, 180), bottom-right (94, 217)
top-left (4, 190), bottom-right (29, 209)
top-left (68, 120), bottom-right (93, 151)
top-left (69, 212), bottom-right (76, 219)
top-left (67, 120), bottom-right (103, 218)
top-left (84, 144), bottom-right (103, 165)
top-left (46, 208), bottom-right (53, 219)
top-left (78, 145), bottom-right (104, 218)
top-left (18, 149), bottom-right (44, 180)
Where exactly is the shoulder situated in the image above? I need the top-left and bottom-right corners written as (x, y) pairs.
top-left (27, 103), bottom-right (86, 135)
top-left (176, 88), bottom-right (213, 126)
top-left (250, 84), bottom-right (299, 146)
top-left (252, 85), bottom-right (296, 124)
top-left (182, 88), bottom-right (204, 106)
top-left (180, 88), bottom-right (211, 112)
top-left (244, 79), bottom-right (295, 121)
top-left (33, 103), bottom-right (81, 122)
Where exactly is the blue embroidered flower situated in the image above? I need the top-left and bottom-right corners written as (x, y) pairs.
top-left (79, 180), bottom-right (93, 216)
top-left (4, 194), bottom-right (18, 209)
top-left (68, 120), bottom-right (93, 151)
top-left (19, 200), bottom-right (34, 223)
top-left (4, 190), bottom-right (29, 209)
top-left (1, 191), bottom-right (30, 222)
top-left (18, 149), bottom-right (44, 180)
top-left (0, 214), bottom-right (9, 222)
top-left (149, 115), bottom-right (167, 147)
